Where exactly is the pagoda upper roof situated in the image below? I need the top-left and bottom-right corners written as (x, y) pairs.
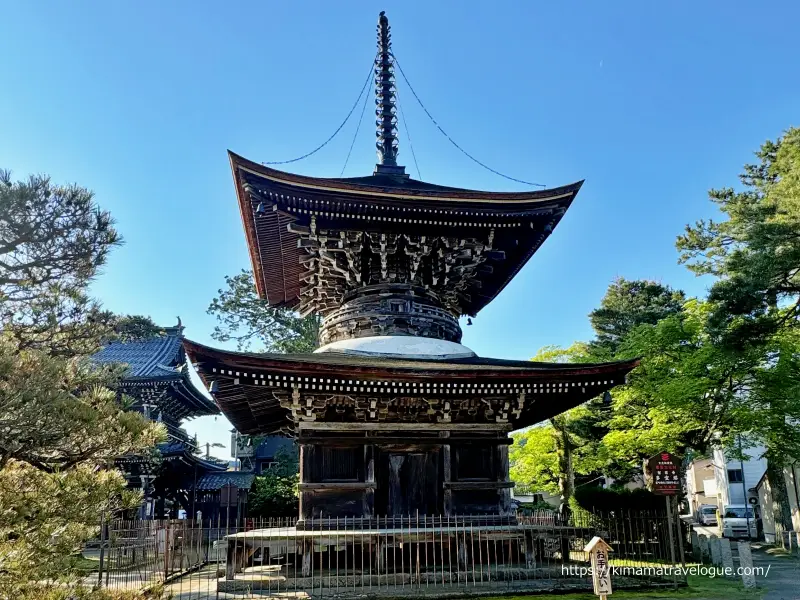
top-left (183, 338), bottom-right (638, 435)
top-left (233, 151), bottom-right (582, 201)
top-left (230, 151), bottom-right (583, 316)
top-left (93, 327), bottom-right (219, 419)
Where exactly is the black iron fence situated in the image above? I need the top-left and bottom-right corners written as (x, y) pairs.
top-left (93, 510), bottom-right (684, 598)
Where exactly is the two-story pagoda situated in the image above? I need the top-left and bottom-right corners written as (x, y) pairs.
top-left (184, 12), bottom-right (637, 525)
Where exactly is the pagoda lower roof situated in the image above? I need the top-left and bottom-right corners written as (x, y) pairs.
top-left (183, 339), bottom-right (638, 435)
top-left (230, 151), bottom-right (583, 316)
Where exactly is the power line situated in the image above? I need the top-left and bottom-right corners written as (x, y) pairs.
top-left (392, 54), bottom-right (546, 188)
top-left (262, 58), bottom-right (375, 166)
top-left (396, 88), bottom-right (422, 180)
top-left (340, 68), bottom-right (372, 176)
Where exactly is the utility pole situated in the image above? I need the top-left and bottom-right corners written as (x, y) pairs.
top-left (738, 436), bottom-right (752, 539)
top-left (233, 430), bottom-right (239, 471)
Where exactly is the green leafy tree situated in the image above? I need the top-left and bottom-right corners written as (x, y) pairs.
top-left (0, 461), bottom-right (142, 591)
top-left (518, 277), bottom-right (684, 498)
top-left (208, 270), bottom-right (320, 352)
top-left (516, 279), bottom-right (710, 509)
top-left (248, 445), bottom-right (300, 518)
top-left (604, 300), bottom-right (755, 465)
top-left (583, 279), bottom-right (704, 484)
top-left (112, 314), bottom-right (165, 342)
top-left (530, 344), bottom-right (591, 512)
top-left (0, 170), bottom-right (121, 357)
top-left (603, 299), bottom-right (800, 523)
top-left (677, 127), bottom-right (800, 344)
top-left (0, 340), bottom-right (161, 472)
top-left (588, 277), bottom-right (686, 359)
top-left (677, 128), bottom-right (800, 531)
top-left (0, 170), bottom-right (162, 594)
top-left (513, 343), bottom-right (613, 514)
top-left (510, 425), bottom-right (560, 496)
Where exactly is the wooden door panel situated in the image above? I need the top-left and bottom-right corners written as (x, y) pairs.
top-left (378, 448), bottom-right (440, 516)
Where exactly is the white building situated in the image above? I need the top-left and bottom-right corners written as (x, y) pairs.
top-left (686, 458), bottom-right (718, 515)
top-left (712, 445), bottom-right (766, 507)
top-left (756, 464), bottom-right (800, 543)
top-left (686, 445), bottom-right (766, 516)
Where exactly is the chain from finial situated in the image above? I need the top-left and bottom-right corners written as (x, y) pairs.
top-left (375, 11), bottom-right (399, 166)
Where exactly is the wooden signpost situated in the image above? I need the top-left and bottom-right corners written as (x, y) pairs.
top-left (584, 536), bottom-right (613, 599)
top-left (648, 452), bottom-right (681, 495)
top-left (648, 451), bottom-right (684, 587)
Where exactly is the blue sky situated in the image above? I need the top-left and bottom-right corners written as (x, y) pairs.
top-left (2, 1), bottom-right (798, 458)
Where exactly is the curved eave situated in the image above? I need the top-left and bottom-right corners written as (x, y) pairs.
top-left (230, 150), bottom-right (583, 203)
top-left (232, 152), bottom-right (269, 300)
top-left (173, 373), bottom-right (220, 417)
top-left (183, 338), bottom-right (639, 435)
top-left (159, 446), bottom-right (228, 472)
top-left (193, 456), bottom-right (230, 472)
top-left (184, 338), bottom-right (639, 380)
top-left (121, 373), bottom-right (220, 418)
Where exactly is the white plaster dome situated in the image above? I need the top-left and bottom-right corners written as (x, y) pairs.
top-left (314, 335), bottom-right (476, 360)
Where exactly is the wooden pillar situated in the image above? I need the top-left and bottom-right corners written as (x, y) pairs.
top-left (375, 537), bottom-right (386, 573)
top-left (441, 431), bottom-right (452, 516)
top-left (225, 540), bottom-right (236, 580)
top-left (388, 455), bottom-right (405, 516)
top-left (363, 444), bottom-right (375, 518)
top-left (229, 539), bottom-right (256, 580)
top-left (457, 534), bottom-right (469, 570)
top-left (226, 539), bottom-right (250, 580)
top-left (524, 530), bottom-right (536, 568)
top-left (498, 442), bottom-right (512, 516)
top-left (299, 444), bottom-right (315, 520)
top-left (301, 540), bottom-right (312, 577)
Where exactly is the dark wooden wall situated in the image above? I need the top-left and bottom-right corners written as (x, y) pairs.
top-left (298, 426), bottom-right (512, 521)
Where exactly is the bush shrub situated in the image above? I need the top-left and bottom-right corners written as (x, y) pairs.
top-left (572, 485), bottom-right (665, 513)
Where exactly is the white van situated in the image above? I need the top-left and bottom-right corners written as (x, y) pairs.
top-left (697, 504), bottom-right (718, 526)
top-left (721, 505), bottom-right (757, 538)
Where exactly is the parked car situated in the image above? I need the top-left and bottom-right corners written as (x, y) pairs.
top-left (721, 505), bottom-right (757, 538)
top-left (697, 504), bottom-right (718, 526)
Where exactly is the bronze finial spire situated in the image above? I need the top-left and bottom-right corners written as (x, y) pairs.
top-left (374, 11), bottom-right (406, 177)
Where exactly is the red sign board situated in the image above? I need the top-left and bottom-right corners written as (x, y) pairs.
top-left (648, 452), bottom-right (681, 496)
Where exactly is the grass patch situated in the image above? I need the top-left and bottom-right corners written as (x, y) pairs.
top-left (482, 575), bottom-right (763, 600)
top-left (680, 575), bottom-right (765, 599)
top-left (8, 584), bottom-right (157, 599)
top-left (70, 553), bottom-right (101, 573)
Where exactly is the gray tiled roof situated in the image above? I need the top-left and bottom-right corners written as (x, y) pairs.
top-left (148, 441), bottom-right (228, 471)
top-left (195, 472), bottom-right (256, 491)
top-left (93, 333), bottom-right (183, 378)
top-left (93, 329), bottom-right (220, 417)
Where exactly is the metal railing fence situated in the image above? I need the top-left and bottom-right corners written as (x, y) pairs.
top-left (93, 509), bottom-right (683, 598)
